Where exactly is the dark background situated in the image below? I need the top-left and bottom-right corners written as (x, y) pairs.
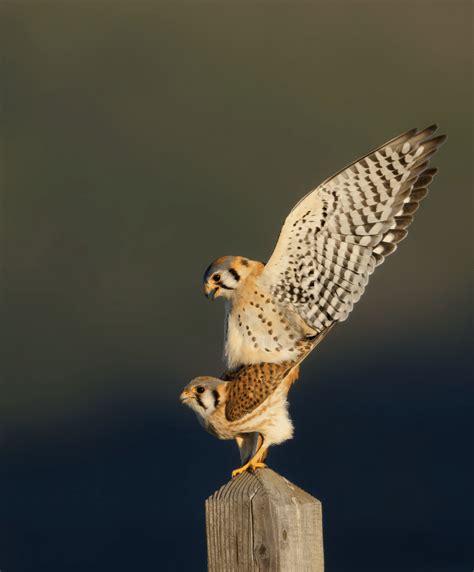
top-left (1, 2), bottom-right (472, 571)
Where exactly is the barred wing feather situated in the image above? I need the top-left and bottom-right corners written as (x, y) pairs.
top-left (262, 125), bottom-right (446, 332)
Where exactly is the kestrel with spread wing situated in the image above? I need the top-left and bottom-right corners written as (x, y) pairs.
top-left (203, 125), bottom-right (446, 371)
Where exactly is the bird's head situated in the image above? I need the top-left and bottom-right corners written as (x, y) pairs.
top-left (203, 256), bottom-right (262, 301)
top-left (180, 376), bottom-right (226, 418)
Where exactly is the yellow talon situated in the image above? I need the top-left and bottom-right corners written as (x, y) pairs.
top-left (231, 461), bottom-right (267, 478)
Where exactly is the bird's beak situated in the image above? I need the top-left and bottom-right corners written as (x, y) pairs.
top-left (204, 282), bottom-right (219, 301)
top-left (180, 390), bottom-right (192, 404)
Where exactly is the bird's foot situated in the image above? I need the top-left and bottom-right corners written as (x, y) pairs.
top-left (231, 461), bottom-right (267, 478)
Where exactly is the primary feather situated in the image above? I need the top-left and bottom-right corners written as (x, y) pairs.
top-left (262, 126), bottom-right (445, 332)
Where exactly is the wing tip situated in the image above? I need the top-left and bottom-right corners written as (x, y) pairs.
top-left (429, 133), bottom-right (448, 146)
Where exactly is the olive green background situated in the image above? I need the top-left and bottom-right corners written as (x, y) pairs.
top-left (1, 2), bottom-right (472, 571)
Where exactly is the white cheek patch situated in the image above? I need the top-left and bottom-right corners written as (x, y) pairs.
top-left (221, 272), bottom-right (239, 290)
top-left (200, 391), bottom-right (216, 413)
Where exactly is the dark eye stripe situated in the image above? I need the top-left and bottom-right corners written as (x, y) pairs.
top-left (220, 283), bottom-right (233, 290)
top-left (228, 268), bottom-right (240, 281)
top-left (196, 395), bottom-right (206, 410)
top-left (212, 389), bottom-right (219, 409)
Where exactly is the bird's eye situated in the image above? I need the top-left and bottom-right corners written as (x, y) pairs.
top-left (213, 274), bottom-right (221, 282)
top-left (196, 386), bottom-right (205, 394)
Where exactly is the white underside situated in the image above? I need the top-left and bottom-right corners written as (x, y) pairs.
top-left (223, 289), bottom-right (314, 370)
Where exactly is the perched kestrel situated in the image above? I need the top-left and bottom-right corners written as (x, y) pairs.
top-left (180, 357), bottom-right (308, 476)
top-left (181, 334), bottom-right (331, 475)
top-left (203, 125), bottom-right (446, 371)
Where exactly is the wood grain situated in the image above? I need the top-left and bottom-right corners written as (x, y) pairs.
top-left (205, 468), bottom-right (324, 571)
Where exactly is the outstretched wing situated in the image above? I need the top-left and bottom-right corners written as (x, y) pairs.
top-left (261, 125), bottom-right (446, 332)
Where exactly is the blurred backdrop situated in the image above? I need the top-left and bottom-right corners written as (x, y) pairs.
top-left (1, 2), bottom-right (472, 571)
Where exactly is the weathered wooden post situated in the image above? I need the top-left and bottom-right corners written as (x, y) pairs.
top-left (205, 468), bottom-right (324, 571)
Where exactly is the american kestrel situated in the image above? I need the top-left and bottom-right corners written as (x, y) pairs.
top-left (181, 333), bottom-right (331, 475)
top-left (203, 125), bottom-right (446, 371)
top-left (180, 358), bottom-right (306, 476)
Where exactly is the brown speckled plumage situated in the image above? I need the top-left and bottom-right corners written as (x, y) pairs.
top-left (222, 361), bottom-right (298, 422)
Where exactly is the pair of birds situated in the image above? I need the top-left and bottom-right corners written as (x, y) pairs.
top-left (180, 125), bottom-right (446, 477)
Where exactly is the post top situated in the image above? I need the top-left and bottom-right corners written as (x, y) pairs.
top-left (205, 468), bottom-right (324, 571)
top-left (206, 468), bottom-right (321, 507)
